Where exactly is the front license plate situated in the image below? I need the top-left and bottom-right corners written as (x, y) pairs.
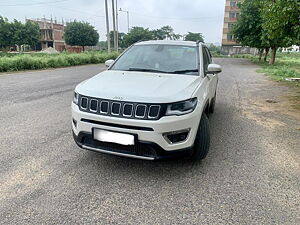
top-left (93, 129), bottom-right (135, 145)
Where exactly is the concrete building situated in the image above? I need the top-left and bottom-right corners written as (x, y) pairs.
top-left (221, 0), bottom-right (255, 55)
top-left (27, 18), bottom-right (66, 52)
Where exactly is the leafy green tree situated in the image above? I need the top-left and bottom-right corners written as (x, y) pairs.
top-left (65, 21), bottom-right (99, 51)
top-left (208, 44), bottom-right (221, 55)
top-left (152, 26), bottom-right (181, 40)
top-left (184, 32), bottom-right (204, 42)
top-left (0, 17), bottom-right (40, 51)
top-left (23, 21), bottom-right (40, 48)
top-left (123, 26), bottom-right (153, 47)
top-left (262, 0), bottom-right (300, 64)
top-left (109, 31), bottom-right (127, 49)
top-left (232, 0), bottom-right (269, 61)
top-left (0, 16), bottom-right (15, 49)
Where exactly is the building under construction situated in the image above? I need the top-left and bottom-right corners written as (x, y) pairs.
top-left (26, 18), bottom-right (66, 52)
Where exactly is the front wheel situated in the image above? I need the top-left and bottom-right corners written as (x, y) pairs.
top-left (190, 113), bottom-right (210, 160)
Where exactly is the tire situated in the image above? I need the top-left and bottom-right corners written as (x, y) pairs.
top-left (190, 113), bottom-right (210, 160)
top-left (209, 92), bottom-right (216, 114)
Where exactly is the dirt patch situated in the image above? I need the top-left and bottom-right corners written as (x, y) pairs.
top-left (241, 100), bottom-right (286, 129)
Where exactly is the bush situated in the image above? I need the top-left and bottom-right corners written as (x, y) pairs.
top-left (0, 51), bottom-right (119, 72)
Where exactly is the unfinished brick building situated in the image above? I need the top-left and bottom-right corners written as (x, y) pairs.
top-left (27, 18), bottom-right (66, 52)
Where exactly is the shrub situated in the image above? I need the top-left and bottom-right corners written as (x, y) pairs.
top-left (0, 51), bottom-right (119, 72)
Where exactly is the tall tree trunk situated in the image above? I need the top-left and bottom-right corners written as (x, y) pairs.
top-left (82, 46), bottom-right (85, 52)
top-left (264, 48), bottom-right (269, 62)
top-left (258, 49), bottom-right (263, 61)
top-left (269, 47), bottom-right (277, 65)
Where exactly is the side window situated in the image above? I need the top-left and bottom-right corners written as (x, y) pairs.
top-left (202, 47), bottom-right (209, 73)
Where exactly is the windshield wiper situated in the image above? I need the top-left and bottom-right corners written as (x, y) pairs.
top-left (126, 68), bottom-right (168, 73)
top-left (171, 69), bottom-right (199, 74)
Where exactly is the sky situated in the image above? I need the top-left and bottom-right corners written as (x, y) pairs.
top-left (0, 0), bottom-right (225, 45)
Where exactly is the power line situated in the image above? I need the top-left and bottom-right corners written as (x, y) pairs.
top-left (0, 0), bottom-right (70, 6)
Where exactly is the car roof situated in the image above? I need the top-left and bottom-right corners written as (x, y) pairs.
top-left (134, 40), bottom-right (204, 47)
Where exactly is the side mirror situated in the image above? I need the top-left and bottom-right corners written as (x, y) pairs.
top-left (207, 64), bottom-right (222, 74)
top-left (105, 59), bottom-right (115, 67)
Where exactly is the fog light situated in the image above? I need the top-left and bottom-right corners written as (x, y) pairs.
top-left (72, 118), bottom-right (77, 128)
top-left (163, 129), bottom-right (190, 144)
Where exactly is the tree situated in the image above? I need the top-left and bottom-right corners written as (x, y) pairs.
top-left (0, 16), bottom-right (14, 49)
top-left (208, 44), bottom-right (221, 55)
top-left (262, 0), bottom-right (300, 64)
top-left (123, 26), bottom-right (153, 47)
top-left (152, 26), bottom-right (181, 40)
top-left (109, 31), bottom-right (127, 49)
top-left (0, 17), bottom-right (40, 51)
top-left (23, 20), bottom-right (40, 48)
top-left (184, 32), bottom-right (204, 42)
top-left (64, 21), bottom-right (99, 51)
top-left (232, 0), bottom-right (269, 61)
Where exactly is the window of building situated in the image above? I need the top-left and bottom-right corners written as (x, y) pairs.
top-left (229, 12), bottom-right (239, 19)
top-left (228, 23), bottom-right (235, 30)
top-left (230, 1), bottom-right (237, 7)
top-left (227, 34), bottom-right (234, 41)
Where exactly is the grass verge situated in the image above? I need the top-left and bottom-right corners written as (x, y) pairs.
top-left (0, 51), bottom-right (119, 72)
top-left (251, 52), bottom-right (300, 111)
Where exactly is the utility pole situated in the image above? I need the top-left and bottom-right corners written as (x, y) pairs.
top-left (116, 0), bottom-right (119, 51)
top-left (105, 0), bottom-right (111, 52)
top-left (111, 0), bottom-right (117, 51)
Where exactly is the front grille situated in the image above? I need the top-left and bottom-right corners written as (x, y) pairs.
top-left (79, 95), bottom-right (165, 120)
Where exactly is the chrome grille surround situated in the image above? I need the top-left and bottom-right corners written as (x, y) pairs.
top-left (80, 97), bottom-right (88, 110)
top-left (135, 104), bottom-right (147, 118)
top-left (89, 99), bottom-right (98, 112)
top-left (100, 101), bottom-right (109, 114)
top-left (123, 103), bottom-right (133, 117)
top-left (111, 102), bottom-right (121, 115)
top-left (148, 105), bottom-right (161, 119)
top-left (78, 95), bottom-right (163, 120)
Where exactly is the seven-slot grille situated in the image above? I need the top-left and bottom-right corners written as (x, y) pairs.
top-left (78, 95), bottom-right (163, 120)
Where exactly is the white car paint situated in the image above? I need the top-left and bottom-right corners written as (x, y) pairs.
top-left (72, 40), bottom-right (221, 160)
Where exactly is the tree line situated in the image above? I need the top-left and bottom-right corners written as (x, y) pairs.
top-left (0, 16), bottom-right (205, 52)
top-left (0, 16), bottom-right (40, 50)
top-left (106, 26), bottom-right (204, 49)
top-left (232, 0), bottom-right (299, 64)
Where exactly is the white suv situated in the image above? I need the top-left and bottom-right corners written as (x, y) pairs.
top-left (72, 40), bottom-right (221, 160)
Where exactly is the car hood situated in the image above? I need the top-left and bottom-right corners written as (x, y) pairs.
top-left (76, 70), bottom-right (201, 103)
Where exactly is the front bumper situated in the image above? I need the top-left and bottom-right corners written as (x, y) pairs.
top-left (73, 131), bottom-right (193, 160)
top-left (72, 102), bottom-right (201, 159)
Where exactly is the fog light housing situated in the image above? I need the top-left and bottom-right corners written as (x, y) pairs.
top-left (163, 129), bottom-right (190, 144)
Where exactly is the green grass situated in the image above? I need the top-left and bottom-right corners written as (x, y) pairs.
top-left (251, 52), bottom-right (300, 81)
top-left (0, 51), bottom-right (119, 72)
top-left (253, 52), bottom-right (300, 111)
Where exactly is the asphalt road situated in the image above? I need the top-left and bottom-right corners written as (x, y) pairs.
top-left (0, 59), bottom-right (299, 224)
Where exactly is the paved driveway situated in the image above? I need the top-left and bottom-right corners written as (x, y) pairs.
top-left (0, 59), bottom-right (299, 224)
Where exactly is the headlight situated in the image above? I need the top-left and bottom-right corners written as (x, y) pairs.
top-left (165, 98), bottom-right (197, 116)
top-left (73, 91), bottom-right (79, 105)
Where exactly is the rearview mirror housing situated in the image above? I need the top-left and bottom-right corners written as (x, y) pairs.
top-left (206, 64), bottom-right (222, 74)
top-left (105, 59), bottom-right (115, 67)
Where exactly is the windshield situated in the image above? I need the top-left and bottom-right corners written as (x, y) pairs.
top-left (110, 44), bottom-right (199, 75)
